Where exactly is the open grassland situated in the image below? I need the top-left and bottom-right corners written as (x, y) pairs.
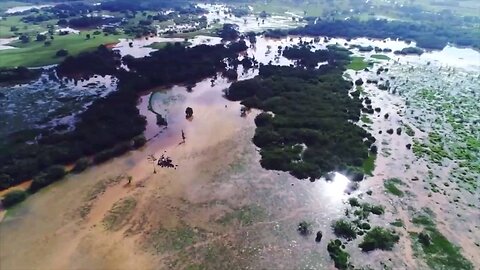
top-left (0, 31), bottom-right (124, 68)
top-left (0, 16), bottom-right (58, 38)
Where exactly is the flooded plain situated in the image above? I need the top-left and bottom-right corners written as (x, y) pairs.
top-left (0, 12), bottom-right (479, 270)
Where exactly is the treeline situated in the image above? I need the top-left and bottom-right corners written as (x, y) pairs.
top-left (57, 45), bottom-right (121, 78)
top-left (123, 41), bottom-right (249, 86)
top-left (99, 0), bottom-right (198, 12)
top-left (286, 19), bottom-right (480, 50)
top-left (225, 46), bottom-right (375, 180)
top-left (0, 41), bottom-right (250, 191)
top-left (0, 67), bottom-right (41, 85)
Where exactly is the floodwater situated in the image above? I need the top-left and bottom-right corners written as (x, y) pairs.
top-left (1, 16), bottom-right (480, 270)
top-left (0, 38), bottom-right (17, 50)
top-left (0, 71), bottom-right (118, 138)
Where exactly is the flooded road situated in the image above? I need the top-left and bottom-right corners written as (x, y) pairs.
top-left (1, 27), bottom-right (479, 269)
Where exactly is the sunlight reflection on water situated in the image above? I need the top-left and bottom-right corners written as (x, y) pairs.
top-left (323, 172), bottom-right (351, 199)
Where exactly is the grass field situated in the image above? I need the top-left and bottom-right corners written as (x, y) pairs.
top-left (0, 31), bottom-right (125, 68)
top-left (348, 56), bottom-right (371, 71)
top-left (0, 16), bottom-right (57, 38)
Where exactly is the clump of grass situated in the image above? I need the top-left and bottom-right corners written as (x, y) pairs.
top-left (410, 214), bottom-right (474, 270)
top-left (353, 202), bottom-right (384, 219)
top-left (298, 220), bottom-right (312, 236)
top-left (390, 219), bottom-right (404, 227)
top-left (362, 154), bottom-right (376, 176)
top-left (371, 54), bottom-right (390, 60)
top-left (403, 124), bottom-right (415, 137)
top-left (151, 226), bottom-right (204, 252)
top-left (218, 205), bottom-right (265, 226)
top-left (103, 197), bottom-right (137, 231)
top-left (327, 239), bottom-right (351, 270)
top-left (412, 214), bottom-right (435, 227)
top-left (359, 227), bottom-right (399, 251)
top-left (384, 178), bottom-right (405, 197)
top-left (348, 197), bottom-right (360, 207)
top-left (360, 115), bottom-right (373, 124)
top-left (332, 219), bottom-right (358, 240)
top-left (348, 56), bottom-right (370, 71)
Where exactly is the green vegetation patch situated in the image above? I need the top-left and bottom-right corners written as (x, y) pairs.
top-left (1, 189), bottom-right (28, 208)
top-left (384, 177), bottom-right (405, 197)
top-left (0, 32), bottom-right (124, 68)
top-left (371, 54), bottom-right (390, 60)
top-left (360, 115), bottom-right (372, 124)
top-left (150, 225), bottom-right (205, 253)
top-left (218, 205), bottom-right (266, 226)
top-left (390, 219), bottom-right (404, 228)
top-left (403, 124), bottom-right (415, 137)
top-left (332, 219), bottom-right (358, 240)
top-left (103, 197), bottom-right (137, 231)
top-left (347, 56), bottom-right (371, 71)
top-left (362, 154), bottom-right (376, 176)
top-left (359, 227), bottom-right (399, 251)
top-left (327, 239), bottom-right (351, 270)
top-left (410, 213), bottom-right (473, 269)
top-left (353, 202), bottom-right (384, 219)
top-left (226, 46), bottom-right (375, 180)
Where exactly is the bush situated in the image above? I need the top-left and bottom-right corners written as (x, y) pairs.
top-left (56, 49), bottom-right (69, 57)
top-left (332, 219), bottom-right (357, 240)
top-left (359, 227), bottom-right (399, 251)
top-left (2, 190), bottom-right (28, 208)
top-left (0, 174), bottom-right (15, 190)
top-left (297, 221), bottom-right (311, 235)
top-left (348, 197), bottom-right (360, 207)
top-left (93, 141), bottom-right (132, 164)
top-left (132, 135), bottom-right (147, 148)
top-left (254, 112), bottom-right (273, 127)
top-left (29, 165), bottom-right (66, 193)
top-left (72, 157), bottom-right (90, 173)
top-left (36, 34), bottom-right (47, 42)
top-left (327, 239), bottom-right (351, 270)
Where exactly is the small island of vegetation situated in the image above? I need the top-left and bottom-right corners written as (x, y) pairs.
top-left (226, 45), bottom-right (376, 180)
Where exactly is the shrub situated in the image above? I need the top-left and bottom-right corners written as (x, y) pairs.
top-left (348, 197), bottom-right (360, 207)
top-left (327, 239), bottom-right (351, 270)
top-left (29, 165), bottom-right (66, 193)
top-left (298, 221), bottom-right (311, 235)
top-left (93, 141), bottom-right (132, 164)
top-left (2, 190), bottom-right (28, 208)
top-left (332, 219), bottom-right (357, 240)
top-left (359, 227), bottom-right (399, 251)
top-left (72, 157), bottom-right (90, 173)
top-left (56, 49), bottom-right (69, 57)
top-left (132, 135), bottom-right (147, 148)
